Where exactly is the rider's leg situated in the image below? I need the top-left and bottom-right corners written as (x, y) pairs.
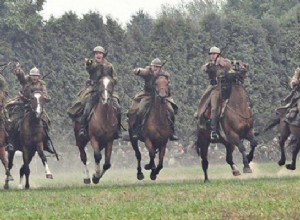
top-left (167, 102), bottom-right (179, 141)
top-left (210, 89), bottom-right (220, 140)
top-left (79, 100), bottom-right (93, 138)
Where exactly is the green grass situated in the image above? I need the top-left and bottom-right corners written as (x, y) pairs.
top-left (0, 163), bottom-right (299, 220)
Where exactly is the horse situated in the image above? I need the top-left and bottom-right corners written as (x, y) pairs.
top-left (74, 75), bottom-right (118, 184)
top-left (196, 75), bottom-right (258, 182)
top-left (7, 90), bottom-right (53, 189)
top-left (128, 74), bottom-right (173, 180)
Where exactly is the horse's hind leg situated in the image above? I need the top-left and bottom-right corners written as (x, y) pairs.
top-left (286, 141), bottom-right (300, 170)
top-left (130, 130), bottom-right (144, 180)
top-left (151, 145), bottom-right (166, 180)
top-left (224, 143), bottom-right (241, 176)
top-left (144, 139), bottom-right (157, 180)
top-left (236, 140), bottom-right (252, 173)
top-left (0, 147), bottom-right (10, 189)
top-left (37, 144), bottom-right (53, 179)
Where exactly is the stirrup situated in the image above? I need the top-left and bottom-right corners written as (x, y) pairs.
top-left (210, 131), bottom-right (219, 140)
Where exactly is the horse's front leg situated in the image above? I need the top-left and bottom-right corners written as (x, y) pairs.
top-left (152, 145), bottom-right (166, 180)
top-left (144, 139), bottom-right (156, 174)
top-left (98, 141), bottom-right (113, 179)
top-left (278, 122), bottom-right (290, 166)
top-left (37, 142), bottom-right (53, 179)
top-left (224, 143), bottom-right (241, 176)
top-left (245, 130), bottom-right (258, 163)
top-left (90, 137), bottom-right (102, 184)
top-left (20, 148), bottom-right (35, 189)
top-left (286, 140), bottom-right (300, 170)
top-left (0, 146), bottom-right (10, 189)
top-left (129, 130), bottom-right (144, 180)
top-left (236, 140), bottom-right (252, 173)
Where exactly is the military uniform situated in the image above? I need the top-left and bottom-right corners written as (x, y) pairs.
top-left (286, 67), bottom-right (300, 118)
top-left (195, 46), bottom-right (233, 140)
top-left (129, 58), bottom-right (178, 140)
top-left (6, 67), bottom-right (51, 126)
top-left (67, 46), bottom-right (122, 139)
top-left (0, 74), bottom-right (8, 129)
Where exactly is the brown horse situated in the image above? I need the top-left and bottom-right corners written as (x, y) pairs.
top-left (74, 75), bottom-right (118, 184)
top-left (129, 75), bottom-right (172, 180)
top-left (7, 90), bottom-right (53, 189)
top-left (196, 76), bottom-right (257, 182)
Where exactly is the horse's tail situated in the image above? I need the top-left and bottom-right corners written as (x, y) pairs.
top-left (255, 117), bottom-right (280, 136)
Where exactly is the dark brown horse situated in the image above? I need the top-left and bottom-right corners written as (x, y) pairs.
top-left (196, 76), bottom-right (257, 182)
top-left (264, 107), bottom-right (300, 170)
top-left (74, 75), bottom-right (118, 184)
top-left (129, 75), bottom-right (172, 180)
top-left (7, 90), bottom-right (53, 189)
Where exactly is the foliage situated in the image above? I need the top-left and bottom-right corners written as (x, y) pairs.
top-left (0, 0), bottom-right (299, 149)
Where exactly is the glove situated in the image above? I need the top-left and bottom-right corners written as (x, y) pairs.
top-left (85, 58), bottom-right (93, 66)
top-left (133, 68), bottom-right (140, 75)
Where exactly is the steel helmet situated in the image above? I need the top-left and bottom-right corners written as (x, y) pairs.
top-left (93, 46), bottom-right (106, 54)
top-left (150, 58), bottom-right (163, 67)
top-left (29, 67), bottom-right (40, 76)
top-left (209, 46), bottom-right (221, 54)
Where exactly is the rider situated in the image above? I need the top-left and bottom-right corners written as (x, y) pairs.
top-left (264, 67), bottom-right (300, 131)
top-left (67, 46), bottom-right (122, 139)
top-left (6, 63), bottom-right (51, 150)
top-left (195, 46), bottom-right (233, 141)
top-left (129, 58), bottom-right (179, 140)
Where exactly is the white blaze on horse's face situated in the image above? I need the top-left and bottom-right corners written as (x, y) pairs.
top-left (103, 77), bottom-right (110, 103)
top-left (34, 92), bottom-right (42, 116)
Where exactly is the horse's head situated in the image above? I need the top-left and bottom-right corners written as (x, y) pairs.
top-left (98, 75), bottom-right (114, 104)
top-left (154, 75), bottom-right (169, 101)
top-left (30, 90), bottom-right (45, 118)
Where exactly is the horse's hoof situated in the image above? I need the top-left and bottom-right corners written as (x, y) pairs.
top-left (84, 178), bottom-right (91, 184)
top-left (150, 173), bottom-right (157, 180)
top-left (3, 184), bottom-right (9, 190)
top-left (286, 164), bottom-right (296, 170)
top-left (232, 170), bottom-right (241, 176)
top-left (204, 179), bottom-right (209, 183)
top-left (144, 164), bottom-right (152, 170)
top-left (243, 167), bottom-right (252, 173)
top-left (46, 174), bottom-right (53, 179)
top-left (92, 174), bottom-right (100, 184)
top-left (278, 160), bottom-right (285, 166)
top-left (137, 173), bottom-right (144, 180)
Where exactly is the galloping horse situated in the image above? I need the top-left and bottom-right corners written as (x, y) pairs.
top-left (7, 90), bottom-right (53, 189)
top-left (129, 74), bottom-right (172, 180)
top-left (196, 75), bottom-right (257, 182)
top-left (74, 75), bottom-right (118, 184)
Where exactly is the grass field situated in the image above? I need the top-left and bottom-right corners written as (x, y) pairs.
top-left (0, 161), bottom-right (300, 220)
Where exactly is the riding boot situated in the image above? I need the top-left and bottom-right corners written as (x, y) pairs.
top-left (210, 117), bottom-right (219, 140)
top-left (79, 102), bottom-right (92, 138)
top-left (116, 112), bottom-right (122, 139)
top-left (170, 115), bottom-right (179, 141)
top-left (263, 112), bottom-right (281, 132)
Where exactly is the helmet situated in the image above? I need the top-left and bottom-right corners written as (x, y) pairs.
top-left (209, 46), bottom-right (221, 54)
top-left (150, 58), bottom-right (162, 67)
top-left (29, 67), bottom-right (40, 76)
top-left (93, 46), bottom-right (106, 54)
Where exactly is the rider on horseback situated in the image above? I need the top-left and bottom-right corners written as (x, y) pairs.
top-left (264, 67), bottom-right (300, 131)
top-left (129, 58), bottom-right (179, 141)
top-left (67, 46), bottom-right (122, 139)
top-left (194, 46), bottom-right (233, 141)
top-left (6, 63), bottom-right (52, 151)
